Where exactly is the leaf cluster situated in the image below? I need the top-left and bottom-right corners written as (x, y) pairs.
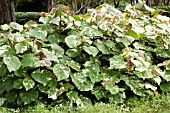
top-left (0, 2), bottom-right (170, 107)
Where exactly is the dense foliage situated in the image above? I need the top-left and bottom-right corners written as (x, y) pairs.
top-left (1, 2), bottom-right (170, 107)
top-left (16, 12), bottom-right (40, 25)
top-left (15, 0), bottom-right (47, 12)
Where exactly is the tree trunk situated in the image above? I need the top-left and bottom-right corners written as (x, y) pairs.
top-left (0, 0), bottom-right (15, 25)
top-left (47, 0), bottom-right (57, 12)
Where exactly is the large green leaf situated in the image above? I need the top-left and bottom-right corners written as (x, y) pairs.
top-left (10, 22), bottom-right (23, 31)
top-left (0, 45), bottom-right (15, 57)
top-left (84, 66), bottom-right (104, 83)
top-left (66, 48), bottom-right (81, 58)
top-left (29, 28), bottom-right (47, 41)
top-left (51, 43), bottom-right (64, 56)
top-left (105, 83), bottom-right (120, 95)
top-left (21, 54), bottom-right (40, 68)
top-left (39, 16), bottom-right (51, 24)
top-left (20, 89), bottom-right (39, 105)
top-left (109, 55), bottom-right (127, 69)
top-left (66, 91), bottom-right (78, 101)
top-left (24, 20), bottom-right (38, 29)
top-left (94, 39), bottom-right (110, 54)
top-left (53, 64), bottom-right (71, 81)
top-left (83, 46), bottom-right (99, 57)
top-left (67, 60), bottom-right (81, 71)
top-left (15, 43), bottom-right (28, 54)
top-left (145, 25), bottom-right (158, 39)
top-left (65, 35), bottom-right (82, 48)
top-left (47, 88), bottom-right (59, 100)
top-left (129, 18), bottom-right (144, 35)
top-left (79, 95), bottom-right (92, 106)
top-left (50, 17), bottom-right (60, 25)
top-left (42, 48), bottom-right (59, 62)
top-left (0, 78), bottom-right (15, 95)
top-left (3, 56), bottom-right (21, 72)
top-left (134, 68), bottom-right (155, 79)
top-left (127, 30), bottom-right (138, 40)
top-left (123, 76), bottom-right (146, 96)
top-left (115, 37), bottom-right (131, 47)
top-left (160, 82), bottom-right (170, 92)
top-left (23, 78), bottom-right (35, 91)
top-left (71, 73), bottom-right (94, 91)
top-left (108, 93), bottom-right (125, 103)
top-left (31, 70), bottom-right (52, 86)
top-left (13, 79), bottom-right (23, 89)
top-left (63, 83), bottom-right (74, 91)
top-left (72, 14), bottom-right (82, 22)
top-left (81, 26), bottom-right (103, 37)
top-left (92, 86), bottom-right (107, 100)
top-left (48, 34), bottom-right (65, 44)
top-left (5, 90), bottom-right (18, 102)
top-left (104, 40), bottom-right (116, 48)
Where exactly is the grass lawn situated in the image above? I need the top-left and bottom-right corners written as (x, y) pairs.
top-left (1, 93), bottom-right (170, 113)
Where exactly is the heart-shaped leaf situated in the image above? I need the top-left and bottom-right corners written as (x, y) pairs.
top-left (31, 70), bottom-right (52, 86)
top-left (83, 46), bottom-right (99, 57)
top-left (23, 78), bottom-right (35, 91)
top-left (65, 35), bottom-right (82, 48)
top-left (3, 56), bottom-right (21, 72)
top-left (53, 64), bottom-right (71, 81)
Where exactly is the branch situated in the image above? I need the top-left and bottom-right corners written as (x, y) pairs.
top-left (75, 0), bottom-right (90, 14)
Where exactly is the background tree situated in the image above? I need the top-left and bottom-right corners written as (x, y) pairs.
top-left (47, 0), bottom-right (57, 12)
top-left (0, 0), bottom-right (15, 25)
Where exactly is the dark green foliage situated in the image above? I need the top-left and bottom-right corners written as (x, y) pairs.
top-left (15, 0), bottom-right (47, 12)
top-left (16, 12), bottom-right (40, 24)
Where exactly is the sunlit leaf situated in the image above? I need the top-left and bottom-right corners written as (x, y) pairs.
top-left (65, 35), bottom-right (82, 48)
top-left (10, 22), bottom-right (23, 31)
top-left (83, 46), bottom-right (99, 57)
top-left (29, 28), bottom-right (47, 41)
top-left (53, 64), bottom-right (71, 81)
top-left (23, 78), bottom-right (35, 91)
top-left (3, 56), bottom-right (21, 72)
top-left (15, 43), bottom-right (28, 54)
top-left (42, 48), bottom-right (59, 62)
top-left (94, 39), bottom-right (110, 54)
top-left (71, 73), bottom-right (94, 91)
top-left (109, 55), bottom-right (127, 69)
top-left (67, 60), bottom-right (81, 71)
top-left (66, 91), bottom-right (78, 101)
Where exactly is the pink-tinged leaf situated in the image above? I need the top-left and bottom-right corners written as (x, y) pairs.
top-left (41, 59), bottom-right (52, 67)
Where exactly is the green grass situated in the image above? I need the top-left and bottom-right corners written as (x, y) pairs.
top-left (1, 93), bottom-right (170, 113)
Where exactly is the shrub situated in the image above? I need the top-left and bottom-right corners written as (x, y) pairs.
top-left (16, 12), bottom-right (40, 24)
top-left (1, 2), bottom-right (170, 107)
